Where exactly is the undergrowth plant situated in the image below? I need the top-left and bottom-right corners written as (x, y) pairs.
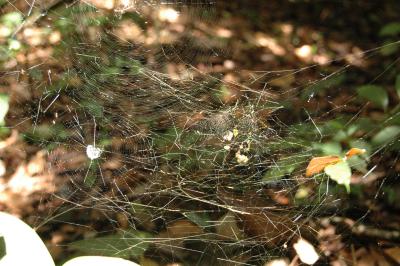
top-left (0, 1), bottom-right (399, 265)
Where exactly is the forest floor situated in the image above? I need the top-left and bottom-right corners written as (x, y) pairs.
top-left (0, 1), bottom-right (400, 265)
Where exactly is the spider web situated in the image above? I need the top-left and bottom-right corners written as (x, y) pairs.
top-left (2, 0), bottom-right (400, 265)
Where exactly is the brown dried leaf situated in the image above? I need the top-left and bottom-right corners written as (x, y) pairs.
top-left (305, 156), bottom-right (341, 177)
top-left (239, 211), bottom-right (295, 247)
top-left (345, 148), bottom-right (366, 159)
top-left (384, 247), bottom-right (400, 264)
top-left (163, 219), bottom-right (203, 239)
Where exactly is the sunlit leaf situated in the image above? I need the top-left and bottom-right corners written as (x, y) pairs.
top-left (0, 93), bottom-right (9, 126)
top-left (8, 39), bottom-right (21, 51)
top-left (357, 85), bottom-right (388, 109)
top-left (1, 12), bottom-right (23, 28)
top-left (62, 256), bottom-right (140, 266)
top-left (371, 126), bottom-right (400, 146)
top-left (305, 156), bottom-right (341, 177)
top-left (324, 161), bottom-right (351, 192)
top-left (0, 212), bottom-right (55, 265)
top-left (293, 238), bottom-right (319, 265)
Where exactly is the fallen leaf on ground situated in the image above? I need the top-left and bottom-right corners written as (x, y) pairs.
top-left (384, 247), bottom-right (400, 264)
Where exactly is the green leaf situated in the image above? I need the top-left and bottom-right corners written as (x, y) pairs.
top-left (324, 161), bottom-right (351, 193)
top-left (395, 75), bottom-right (400, 98)
top-left (347, 156), bottom-right (367, 174)
top-left (371, 126), bottom-right (400, 146)
top-left (0, 93), bottom-right (9, 126)
top-left (357, 85), bottom-right (389, 109)
top-left (0, 235), bottom-right (6, 260)
top-left (313, 142), bottom-right (342, 156)
top-left (81, 100), bottom-right (104, 118)
top-left (183, 212), bottom-right (212, 229)
top-left (263, 155), bottom-right (306, 181)
top-left (70, 229), bottom-right (152, 259)
top-left (8, 39), bottom-right (21, 51)
top-left (380, 41), bottom-right (399, 56)
top-left (379, 22), bottom-right (400, 36)
top-left (84, 160), bottom-right (100, 187)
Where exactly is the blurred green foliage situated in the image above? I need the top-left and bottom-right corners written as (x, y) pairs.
top-left (357, 85), bottom-right (388, 110)
top-left (0, 2), bottom-right (399, 265)
top-left (70, 229), bottom-right (152, 259)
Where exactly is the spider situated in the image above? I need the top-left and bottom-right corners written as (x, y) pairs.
top-left (79, 117), bottom-right (105, 185)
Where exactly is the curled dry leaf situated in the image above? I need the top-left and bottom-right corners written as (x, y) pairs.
top-left (293, 238), bottom-right (319, 265)
top-left (306, 147), bottom-right (366, 177)
top-left (345, 147), bottom-right (366, 159)
top-left (305, 156), bottom-right (342, 177)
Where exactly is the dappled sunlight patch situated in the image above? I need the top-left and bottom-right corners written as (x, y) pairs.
top-left (0, 1), bottom-right (399, 265)
top-left (83, 0), bottom-right (116, 10)
top-left (14, 47), bottom-right (54, 65)
top-left (113, 20), bottom-right (145, 43)
top-left (278, 23), bottom-right (293, 36)
top-left (23, 27), bottom-right (50, 46)
top-left (0, 155), bottom-right (56, 216)
top-left (345, 46), bottom-right (368, 67)
top-left (158, 8), bottom-right (180, 23)
top-left (295, 44), bottom-right (313, 61)
top-left (48, 31), bottom-right (61, 44)
top-left (166, 63), bottom-right (194, 80)
top-left (145, 28), bottom-right (180, 45)
top-left (253, 32), bottom-right (286, 56)
top-left (4, 161), bottom-right (53, 196)
top-left (216, 27), bottom-right (233, 38)
top-left (0, 25), bottom-right (12, 38)
top-left (264, 258), bottom-right (289, 266)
